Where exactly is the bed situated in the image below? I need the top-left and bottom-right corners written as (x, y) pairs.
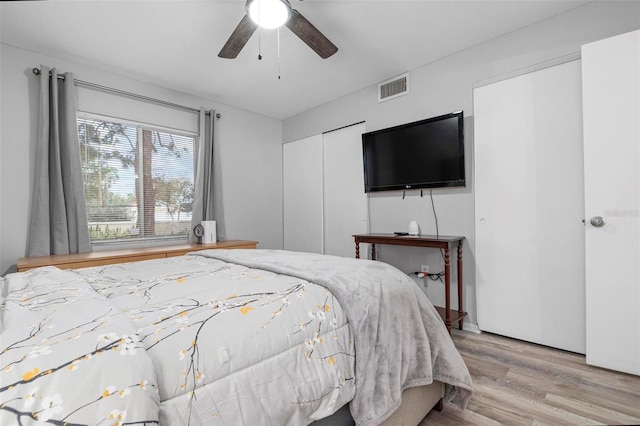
top-left (0, 249), bottom-right (473, 425)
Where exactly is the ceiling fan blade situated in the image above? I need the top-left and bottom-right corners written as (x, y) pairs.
top-left (218, 14), bottom-right (258, 59)
top-left (285, 10), bottom-right (338, 59)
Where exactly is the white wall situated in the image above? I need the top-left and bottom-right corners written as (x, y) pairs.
top-left (0, 44), bottom-right (283, 275)
top-left (282, 1), bottom-right (640, 330)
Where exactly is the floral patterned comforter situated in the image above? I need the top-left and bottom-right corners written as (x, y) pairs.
top-left (0, 266), bottom-right (160, 425)
top-left (1, 252), bottom-right (355, 425)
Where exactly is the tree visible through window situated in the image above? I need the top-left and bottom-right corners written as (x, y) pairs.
top-left (77, 114), bottom-right (195, 243)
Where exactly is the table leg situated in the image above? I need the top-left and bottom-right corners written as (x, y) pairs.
top-left (371, 243), bottom-right (377, 261)
top-left (444, 247), bottom-right (451, 331)
top-left (355, 241), bottom-right (360, 259)
top-left (457, 241), bottom-right (464, 330)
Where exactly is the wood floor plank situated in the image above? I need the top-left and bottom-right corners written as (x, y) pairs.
top-left (457, 338), bottom-right (637, 397)
top-left (423, 330), bottom-right (640, 425)
top-left (473, 381), bottom-right (603, 425)
top-left (544, 393), bottom-right (640, 425)
top-left (421, 403), bottom-right (500, 426)
top-left (506, 369), bottom-right (640, 418)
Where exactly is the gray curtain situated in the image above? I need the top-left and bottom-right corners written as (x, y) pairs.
top-left (190, 108), bottom-right (225, 243)
top-left (28, 66), bottom-right (91, 256)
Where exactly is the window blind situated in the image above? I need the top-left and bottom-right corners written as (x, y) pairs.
top-left (77, 113), bottom-right (196, 243)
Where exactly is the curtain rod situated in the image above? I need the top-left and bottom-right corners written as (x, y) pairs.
top-left (32, 67), bottom-right (221, 119)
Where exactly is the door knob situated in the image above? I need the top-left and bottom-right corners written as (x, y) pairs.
top-left (590, 216), bottom-right (606, 227)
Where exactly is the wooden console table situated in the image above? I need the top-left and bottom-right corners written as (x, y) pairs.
top-left (17, 240), bottom-right (258, 272)
top-left (353, 233), bottom-right (466, 333)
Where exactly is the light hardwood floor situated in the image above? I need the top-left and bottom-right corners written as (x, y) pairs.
top-left (423, 330), bottom-right (640, 425)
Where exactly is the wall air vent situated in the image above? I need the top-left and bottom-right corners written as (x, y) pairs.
top-left (378, 73), bottom-right (409, 103)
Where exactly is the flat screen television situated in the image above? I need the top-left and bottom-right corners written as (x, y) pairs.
top-left (362, 111), bottom-right (465, 192)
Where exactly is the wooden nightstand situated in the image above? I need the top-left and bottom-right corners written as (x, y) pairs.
top-left (353, 233), bottom-right (466, 333)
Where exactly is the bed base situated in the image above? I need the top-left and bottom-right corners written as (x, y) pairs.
top-left (312, 381), bottom-right (445, 426)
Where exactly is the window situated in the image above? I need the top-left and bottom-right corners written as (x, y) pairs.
top-left (77, 113), bottom-right (196, 244)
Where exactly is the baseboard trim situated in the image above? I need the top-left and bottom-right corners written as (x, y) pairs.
top-left (462, 322), bottom-right (481, 334)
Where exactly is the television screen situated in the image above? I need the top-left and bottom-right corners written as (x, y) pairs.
top-left (362, 111), bottom-right (465, 192)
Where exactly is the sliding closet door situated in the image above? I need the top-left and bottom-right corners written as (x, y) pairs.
top-left (474, 60), bottom-right (586, 353)
top-left (582, 31), bottom-right (640, 375)
top-left (283, 135), bottom-right (323, 253)
top-left (283, 124), bottom-right (368, 257)
top-left (323, 123), bottom-right (368, 257)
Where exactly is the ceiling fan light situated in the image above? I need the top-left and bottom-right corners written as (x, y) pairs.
top-left (248, 0), bottom-right (290, 29)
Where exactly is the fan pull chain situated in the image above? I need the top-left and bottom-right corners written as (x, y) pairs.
top-left (257, 2), bottom-right (262, 60)
top-left (277, 27), bottom-right (281, 79)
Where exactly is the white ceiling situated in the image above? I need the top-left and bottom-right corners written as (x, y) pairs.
top-left (1, 0), bottom-right (590, 119)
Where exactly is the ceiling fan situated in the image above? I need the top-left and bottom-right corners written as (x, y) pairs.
top-left (218, 0), bottom-right (338, 59)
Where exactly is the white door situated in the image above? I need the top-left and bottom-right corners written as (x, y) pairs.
top-left (474, 60), bottom-right (586, 353)
top-left (323, 123), bottom-right (368, 257)
top-left (283, 135), bottom-right (323, 253)
top-left (582, 30), bottom-right (640, 375)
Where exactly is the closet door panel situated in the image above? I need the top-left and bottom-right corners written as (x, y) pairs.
top-left (283, 135), bottom-right (323, 253)
top-left (582, 30), bottom-right (640, 375)
top-left (474, 60), bottom-right (585, 353)
top-left (323, 123), bottom-right (368, 257)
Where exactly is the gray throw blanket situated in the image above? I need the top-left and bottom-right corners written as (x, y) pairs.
top-left (193, 249), bottom-right (473, 426)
